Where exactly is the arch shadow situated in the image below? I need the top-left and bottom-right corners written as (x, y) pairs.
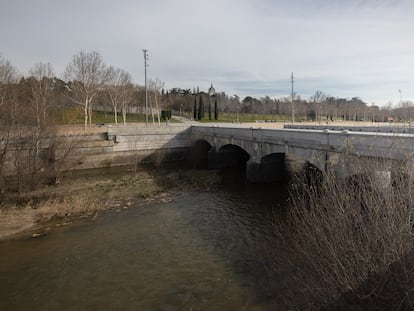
top-left (188, 139), bottom-right (212, 169)
top-left (209, 144), bottom-right (251, 184)
top-left (247, 153), bottom-right (286, 183)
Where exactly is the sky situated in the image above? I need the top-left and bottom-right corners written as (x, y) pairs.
top-left (1, 0), bottom-right (414, 105)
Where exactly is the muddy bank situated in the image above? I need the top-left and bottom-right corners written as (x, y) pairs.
top-left (0, 166), bottom-right (221, 241)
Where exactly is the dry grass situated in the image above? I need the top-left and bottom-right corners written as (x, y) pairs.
top-left (0, 193), bottom-right (101, 241)
top-left (34, 195), bottom-right (100, 222)
top-left (0, 167), bottom-right (220, 241)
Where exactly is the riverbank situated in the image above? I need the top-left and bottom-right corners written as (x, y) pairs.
top-left (0, 166), bottom-right (221, 241)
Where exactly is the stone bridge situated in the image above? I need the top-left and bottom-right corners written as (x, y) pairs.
top-left (5, 124), bottom-right (414, 184)
top-left (191, 125), bottom-right (414, 183)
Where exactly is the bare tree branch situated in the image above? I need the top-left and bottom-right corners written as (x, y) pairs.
top-left (63, 51), bottom-right (108, 130)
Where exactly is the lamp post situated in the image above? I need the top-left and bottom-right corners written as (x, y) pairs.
top-left (143, 49), bottom-right (149, 126)
top-left (208, 83), bottom-right (215, 121)
top-left (291, 72), bottom-right (295, 124)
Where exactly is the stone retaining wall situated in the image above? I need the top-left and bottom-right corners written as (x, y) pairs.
top-left (2, 125), bottom-right (193, 176)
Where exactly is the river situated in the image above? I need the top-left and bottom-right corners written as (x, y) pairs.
top-left (0, 183), bottom-right (290, 310)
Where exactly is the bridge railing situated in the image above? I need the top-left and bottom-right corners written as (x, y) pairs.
top-left (284, 124), bottom-right (414, 134)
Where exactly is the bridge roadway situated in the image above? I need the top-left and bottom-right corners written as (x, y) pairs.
top-left (191, 124), bottom-right (414, 181)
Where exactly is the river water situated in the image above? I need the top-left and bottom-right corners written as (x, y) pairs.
top-left (0, 184), bottom-right (290, 310)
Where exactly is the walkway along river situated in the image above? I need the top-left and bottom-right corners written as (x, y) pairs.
top-left (0, 182), bottom-right (291, 310)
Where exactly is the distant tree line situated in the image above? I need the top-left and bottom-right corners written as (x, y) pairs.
top-left (2, 50), bottom-right (414, 193)
top-left (166, 88), bottom-right (414, 123)
top-left (2, 50), bottom-right (413, 131)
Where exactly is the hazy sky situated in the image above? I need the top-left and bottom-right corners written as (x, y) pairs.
top-left (1, 0), bottom-right (413, 105)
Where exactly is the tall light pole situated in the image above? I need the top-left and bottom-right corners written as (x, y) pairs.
top-left (143, 49), bottom-right (149, 126)
top-left (291, 72), bottom-right (295, 124)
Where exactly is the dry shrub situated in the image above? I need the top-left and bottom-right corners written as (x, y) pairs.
top-left (283, 163), bottom-right (414, 309)
top-left (35, 194), bottom-right (99, 222)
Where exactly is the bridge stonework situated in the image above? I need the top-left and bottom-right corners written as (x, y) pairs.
top-left (191, 125), bottom-right (414, 181)
top-left (6, 124), bottom-right (411, 183)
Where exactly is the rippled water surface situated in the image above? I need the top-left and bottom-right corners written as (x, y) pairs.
top-left (0, 185), bottom-right (289, 310)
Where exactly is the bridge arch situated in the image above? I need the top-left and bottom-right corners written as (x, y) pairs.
top-left (189, 139), bottom-right (212, 169)
top-left (208, 144), bottom-right (250, 169)
top-left (192, 124), bottom-right (414, 181)
top-left (203, 144), bottom-right (250, 184)
top-left (218, 144), bottom-right (250, 165)
top-left (194, 130), bottom-right (328, 182)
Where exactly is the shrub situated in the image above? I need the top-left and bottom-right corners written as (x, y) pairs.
top-left (280, 164), bottom-right (414, 309)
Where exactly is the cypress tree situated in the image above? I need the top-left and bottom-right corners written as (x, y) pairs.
top-left (198, 95), bottom-right (204, 120)
top-left (193, 94), bottom-right (197, 120)
top-left (208, 98), bottom-right (212, 120)
top-left (214, 97), bottom-right (218, 120)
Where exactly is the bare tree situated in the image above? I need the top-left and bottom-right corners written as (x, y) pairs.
top-left (24, 62), bottom-right (55, 188)
top-left (64, 51), bottom-right (108, 130)
top-left (106, 66), bottom-right (132, 124)
top-left (29, 62), bottom-right (54, 128)
top-left (148, 78), bottom-right (164, 125)
top-left (120, 83), bottom-right (135, 125)
top-left (310, 90), bottom-right (327, 123)
top-left (40, 138), bottom-right (85, 185)
top-left (0, 54), bottom-right (18, 106)
top-left (0, 55), bottom-right (19, 194)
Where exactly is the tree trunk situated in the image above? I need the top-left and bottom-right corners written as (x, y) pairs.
top-left (122, 108), bottom-right (127, 126)
top-left (149, 96), bottom-right (155, 125)
top-left (154, 93), bottom-right (161, 126)
top-left (42, 96), bottom-right (47, 127)
top-left (88, 104), bottom-right (93, 127)
top-left (84, 101), bottom-right (88, 131)
top-left (32, 99), bottom-right (41, 190)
